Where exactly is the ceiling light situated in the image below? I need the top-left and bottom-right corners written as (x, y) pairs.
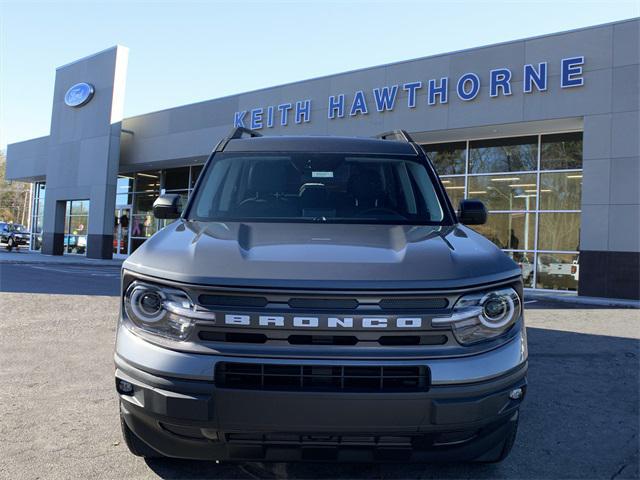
top-left (491, 177), bottom-right (520, 182)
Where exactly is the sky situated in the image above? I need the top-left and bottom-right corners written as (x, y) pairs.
top-left (0, 0), bottom-right (638, 149)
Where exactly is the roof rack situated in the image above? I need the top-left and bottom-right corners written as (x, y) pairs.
top-left (215, 127), bottom-right (263, 152)
top-left (374, 130), bottom-right (416, 143)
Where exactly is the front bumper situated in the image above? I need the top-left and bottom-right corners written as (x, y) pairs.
top-left (115, 327), bottom-right (527, 461)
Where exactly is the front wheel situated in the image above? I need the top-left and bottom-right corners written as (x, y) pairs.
top-left (6, 238), bottom-right (14, 251)
top-left (120, 408), bottom-right (164, 458)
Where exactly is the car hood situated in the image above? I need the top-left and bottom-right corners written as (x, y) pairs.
top-left (123, 221), bottom-right (520, 290)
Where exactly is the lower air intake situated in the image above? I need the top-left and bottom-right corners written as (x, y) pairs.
top-left (215, 362), bottom-right (429, 392)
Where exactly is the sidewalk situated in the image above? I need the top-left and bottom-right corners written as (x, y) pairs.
top-left (525, 289), bottom-right (640, 309)
top-left (0, 249), bottom-right (124, 267)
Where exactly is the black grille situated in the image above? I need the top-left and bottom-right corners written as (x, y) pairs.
top-left (379, 298), bottom-right (448, 310)
top-left (215, 362), bottom-right (429, 392)
top-left (199, 294), bottom-right (268, 308)
top-left (196, 291), bottom-right (448, 311)
top-left (287, 298), bottom-right (359, 310)
top-left (199, 331), bottom-right (268, 343)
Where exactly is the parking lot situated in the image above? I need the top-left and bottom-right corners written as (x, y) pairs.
top-left (0, 262), bottom-right (638, 479)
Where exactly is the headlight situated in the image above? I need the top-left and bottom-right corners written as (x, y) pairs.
top-left (433, 287), bottom-right (521, 345)
top-left (123, 281), bottom-right (204, 340)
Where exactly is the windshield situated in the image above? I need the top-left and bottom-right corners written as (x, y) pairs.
top-left (187, 152), bottom-right (447, 225)
top-left (12, 225), bottom-right (26, 232)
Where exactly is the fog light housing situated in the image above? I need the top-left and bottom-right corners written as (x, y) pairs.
top-left (116, 379), bottom-right (134, 395)
top-left (509, 388), bottom-right (523, 400)
top-left (201, 428), bottom-right (220, 441)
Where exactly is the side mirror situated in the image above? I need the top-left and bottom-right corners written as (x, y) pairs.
top-left (153, 194), bottom-right (182, 219)
top-left (458, 199), bottom-right (487, 225)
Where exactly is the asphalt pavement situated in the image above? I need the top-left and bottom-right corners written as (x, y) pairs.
top-left (0, 262), bottom-right (121, 296)
top-left (0, 263), bottom-right (638, 479)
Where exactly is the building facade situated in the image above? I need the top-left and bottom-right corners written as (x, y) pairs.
top-left (6, 19), bottom-right (639, 299)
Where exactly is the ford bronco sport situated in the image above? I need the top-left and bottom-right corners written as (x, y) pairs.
top-left (115, 128), bottom-right (527, 463)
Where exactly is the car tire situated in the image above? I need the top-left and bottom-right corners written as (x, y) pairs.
top-left (6, 238), bottom-right (14, 251)
top-left (120, 409), bottom-right (164, 458)
top-left (475, 412), bottom-right (519, 463)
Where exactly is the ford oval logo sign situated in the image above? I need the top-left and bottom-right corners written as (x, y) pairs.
top-left (64, 82), bottom-right (95, 107)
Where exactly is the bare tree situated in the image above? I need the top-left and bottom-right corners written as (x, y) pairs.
top-left (0, 150), bottom-right (31, 225)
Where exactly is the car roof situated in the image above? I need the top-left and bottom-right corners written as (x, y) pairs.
top-left (223, 135), bottom-right (418, 155)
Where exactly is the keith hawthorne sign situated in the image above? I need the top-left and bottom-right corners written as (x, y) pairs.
top-left (233, 56), bottom-right (585, 130)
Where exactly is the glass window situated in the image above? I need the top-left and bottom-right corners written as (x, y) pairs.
top-left (538, 213), bottom-right (581, 251)
top-left (539, 172), bottom-right (582, 210)
top-left (116, 176), bottom-right (133, 206)
top-left (133, 193), bottom-right (157, 216)
top-left (130, 214), bottom-right (157, 238)
top-left (472, 212), bottom-right (536, 250)
top-left (422, 142), bottom-right (466, 175)
top-left (536, 253), bottom-right (579, 291)
top-left (64, 234), bottom-right (87, 255)
top-left (32, 234), bottom-right (42, 251)
top-left (189, 153), bottom-right (448, 225)
top-left (164, 167), bottom-right (190, 191)
top-left (468, 173), bottom-right (537, 211)
top-left (469, 136), bottom-right (538, 173)
top-left (63, 200), bottom-right (89, 255)
top-left (507, 251), bottom-right (535, 288)
top-left (117, 176), bottom-right (133, 194)
top-left (69, 200), bottom-right (90, 215)
top-left (30, 182), bottom-right (46, 251)
top-left (33, 215), bottom-right (43, 234)
top-left (441, 176), bottom-right (465, 209)
top-left (67, 216), bottom-right (88, 235)
top-left (190, 165), bottom-right (204, 188)
top-left (134, 171), bottom-right (161, 192)
top-left (541, 132), bottom-right (582, 170)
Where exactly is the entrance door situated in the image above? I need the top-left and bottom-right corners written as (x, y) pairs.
top-left (114, 207), bottom-right (131, 255)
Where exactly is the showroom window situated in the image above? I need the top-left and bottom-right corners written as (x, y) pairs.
top-left (423, 131), bottom-right (583, 291)
top-left (64, 200), bottom-right (89, 255)
top-left (125, 164), bottom-right (205, 254)
top-left (30, 182), bottom-right (46, 251)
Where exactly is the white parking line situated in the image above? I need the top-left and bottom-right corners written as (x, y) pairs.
top-left (27, 265), bottom-right (120, 277)
top-left (524, 300), bottom-right (538, 304)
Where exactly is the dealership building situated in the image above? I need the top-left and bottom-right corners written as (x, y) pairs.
top-left (5, 18), bottom-right (639, 299)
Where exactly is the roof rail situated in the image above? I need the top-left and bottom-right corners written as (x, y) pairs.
top-left (215, 127), bottom-right (263, 152)
top-left (374, 130), bottom-right (416, 143)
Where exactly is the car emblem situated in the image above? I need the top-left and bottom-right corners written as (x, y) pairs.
top-left (64, 82), bottom-right (95, 107)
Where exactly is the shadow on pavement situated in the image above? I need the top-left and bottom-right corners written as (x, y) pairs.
top-left (143, 327), bottom-right (640, 479)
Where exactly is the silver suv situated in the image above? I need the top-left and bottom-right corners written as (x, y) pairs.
top-left (115, 129), bottom-right (527, 463)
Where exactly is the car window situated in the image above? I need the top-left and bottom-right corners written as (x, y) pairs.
top-left (188, 152), bottom-right (446, 225)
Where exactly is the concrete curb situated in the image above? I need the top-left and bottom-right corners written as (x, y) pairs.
top-left (0, 253), bottom-right (123, 268)
top-left (0, 260), bottom-right (123, 268)
top-left (525, 290), bottom-right (640, 308)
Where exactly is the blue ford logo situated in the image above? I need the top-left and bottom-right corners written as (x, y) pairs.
top-left (64, 82), bottom-right (95, 107)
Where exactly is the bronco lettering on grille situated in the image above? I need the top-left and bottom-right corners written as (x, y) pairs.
top-left (224, 314), bottom-right (423, 329)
